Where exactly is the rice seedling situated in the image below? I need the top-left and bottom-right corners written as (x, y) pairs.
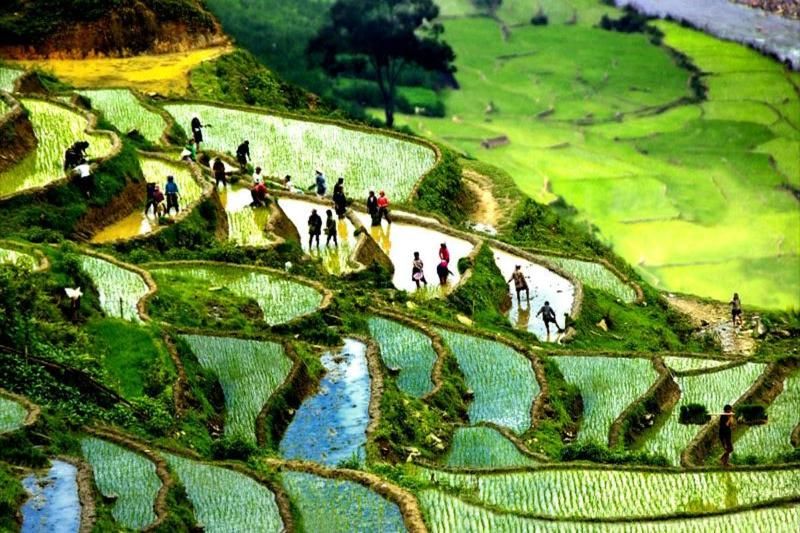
top-left (21, 460), bottom-right (81, 533)
top-left (164, 103), bottom-right (436, 201)
top-left (149, 265), bottom-right (323, 326)
top-left (735, 371), bottom-right (800, 461)
top-left (164, 453), bottom-right (284, 532)
top-left (0, 98), bottom-right (114, 198)
top-left (492, 248), bottom-right (576, 341)
top-left (0, 396), bottom-right (27, 434)
top-left (281, 471), bottom-right (405, 533)
top-left (436, 329), bottom-right (538, 434)
top-left (81, 438), bottom-right (161, 530)
top-left (536, 255), bottom-right (637, 303)
top-left (180, 334), bottom-right (292, 444)
top-left (80, 255), bottom-right (148, 323)
top-left (415, 465), bottom-right (800, 520)
top-left (77, 89), bottom-right (167, 143)
top-left (0, 247), bottom-right (37, 270)
top-left (553, 356), bottom-right (658, 445)
top-left (0, 67), bottom-right (22, 93)
top-left (368, 316), bottom-right (436, 397)
top-left (419, 489), bottom-right (800, 533)
top-left (445, 427), bottom-right (538, 469)
top-left (221, 185), bottom-right (273, 247)
top-left (280, 339), bottom-right (370, 466)
top-left (641, 363), bottom-right (765, 465)
top-left (663, 357), bottom-right (730, 373)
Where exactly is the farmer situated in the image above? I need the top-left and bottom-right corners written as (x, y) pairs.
top-left (333, 178), bottom-right (347, 219)
top-left (324, 209), bottom-right (338, 247)
top-left (309, 170), bottom-right (326, 197)
top-left (152, 185), bottom-right (165, 217)
top-left (439, 243), bottom-right (450, 266)
top-left (283, 175), bottom-right (301, 194)
top-left (730, 293), bottom-right (743, 328)
top-left (251, 180), bottom-right (268, 208)
top-left (212, 157), bottom-right (228, 189)
top-left (308, 208), bottom-right (322, 249)
top-left (436, 260), bottom-right (453, 287)
top-left (377, 190), bottom-right (391, 224)
top-left (366, 191), bottom-right (379, 226)
top-left (144, 183), bottom-right (156, 215)
top-left (508, 265), bottom-right (530, 303)
top-left (719, 404), bottom-right (735, 467)
top-left (180, 142), bottom-right (196, 162)
top-left (253, 166), bottom-right (264, 185)
top-left (63, 141), bottom-right (89, 171)
top-left (236, 140), bottom-right (250, 169)
top-left (190, 115), bottom-right (205, 151)
top-left (536, 301), bottom-right (562, 337)
top-left (412, 251), bottom-right (427, 289)
top-left (73, 160), bottom-right (93, 198)
top-left (165, 175), bottom-right (180, 215)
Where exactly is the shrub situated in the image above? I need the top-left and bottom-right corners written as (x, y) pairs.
top-left (679, 403), bottom-right (710, 425)
top-left (211, 435), bottom-right (259, 460)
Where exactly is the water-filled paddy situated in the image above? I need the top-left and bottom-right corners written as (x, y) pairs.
top-left (221, 184), bottom-right (273, 246)
top-left (21, 460), bottom-right (81, 533)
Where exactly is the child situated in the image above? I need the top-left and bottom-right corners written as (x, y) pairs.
top-left (412, 252), bottom-right (427, 289)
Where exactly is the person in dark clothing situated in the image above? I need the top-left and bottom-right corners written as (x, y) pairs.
top-left (236, 140), bottom-right (250, 169)
top-left (191, 116), bottom-right (205, 151)
top-left (412, 251), bottom-right (427, 289)
top-left (377, 190), bottom-right (391, 224)
top-left (536, 301), bottom-right (562, 337)
top-left (212, 158), bottom-right (228, 189)
top-left (719, 404), bottom-right (735, 467)
top-left (308, 209), bottom-right (322, 249)
top-left (308, 170), bottom-right (327, 196)
top-left (333, 178), bottom-right (347, 219)
top-left (436, 260), bottom-right (453, 287)
top-left (63, 141), bottom-right (89, 171)
top-left (324, 209), bottom-right (338, 247)
top-left (145, 183), bottom-right (156, 215)
top-left (366, 190), bottom-right (380, 226)
top-left (730, 293), bottom-right (743, 328)
top-left (251, 181), bottom-right (268, 207)
top-left (152, 185), bottom-right (165, 217)
top-left (165, 175), bottom-right (180, 215)
top-left (508, 265), bottom-right (529, 303)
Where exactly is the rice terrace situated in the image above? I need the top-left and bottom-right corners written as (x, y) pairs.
top-left (0, 0), bottom-right (798, 531)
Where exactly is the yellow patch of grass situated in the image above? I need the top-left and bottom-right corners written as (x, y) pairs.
top-left (13, 46), bottom-right (231, 95)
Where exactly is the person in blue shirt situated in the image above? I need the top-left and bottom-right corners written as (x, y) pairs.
top-left (309, 169), bottom-right (326, 196)
top-left (165, 175), bottom-right (180, 215)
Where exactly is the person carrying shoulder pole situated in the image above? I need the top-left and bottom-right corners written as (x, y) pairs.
top-left (719, 404), bottom-right (735, 467)
top-left (508, 265), bottom-right (530, 303)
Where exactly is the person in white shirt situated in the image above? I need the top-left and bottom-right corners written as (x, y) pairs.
top-left (253, 166), bottom-right (264, 185)
top-left (74, 162), bottom-right (93, 198)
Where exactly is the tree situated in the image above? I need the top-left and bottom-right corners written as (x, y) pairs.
top-left (308, 0), bottom-right (455, 127)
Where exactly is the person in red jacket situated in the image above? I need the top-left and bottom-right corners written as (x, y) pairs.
top-left (377, 190), bottom-right (391, 224)
top-left (439, 243), bottom-right (450, 265)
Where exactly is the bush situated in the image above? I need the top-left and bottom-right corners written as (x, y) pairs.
top-left (679, 403), bottom-right (710, 425)
top-left (211, 435), bottom-right (258, 460)
top-left (448, 244), bottom-right (509, 325)
top-left (413, 145), bottom-right (465, 224)
top-left (560, 441), bottom-right (669, 467)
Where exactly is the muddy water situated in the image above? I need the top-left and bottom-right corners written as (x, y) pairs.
top-left (280, 339), bottom-right (371, 466)
top-left (492, 248), bottom-right (575, 342)
top-left (279, 197), bottom-right (357, 274)
top-left (21, 460), bottom-right (81, 533)
top-left (615, 0), bottom-right (800, 68)
top-left (354, 213), bottom-right (475, 294)
top-left (221, 185), bottom-right (273, 247)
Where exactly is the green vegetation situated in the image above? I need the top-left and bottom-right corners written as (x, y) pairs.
top-left (80, 254), bottom-right (148, 322)
top-left (164, 103), bottom-right (436, 201)
top-left (436, 328), bottom-right (537, 433)
top-left (537, 255), bottom-right (637, 303)
top-left (180, 334), bottom-right (292, 444)
top-left (554, 356), bottom-right (658, 446)
top-left (0, 463), bottom-right (24, 531)
top-left (164, 453), bottom-right (284, 532)
top-left (81, 437), bottom-right (161, 530)
top-left (0, 98), bottom-right (114, 198)
top-left (282, 471), bottom-right (406, 532)
top-left (446, 426), bottom-right (537, 469)
top-left (78, 89), bottom-right (167, 143)
top-left (0, 396), bottom-right (26, 434)
top-left (0, 247), bottom-right (37, 270)
top-left (368, 316), bottom-right (437, 397)
top-left (449, 244), bottom-right (509, 326)
top-left (0, 67), bottom-right (22, 92)
top-left (663, 356), bottom-right (729, 373)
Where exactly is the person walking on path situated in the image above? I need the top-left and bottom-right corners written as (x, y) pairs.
top-left (333, 178), bottom-right (347, 219)
top-left (190, 115), bottom-right (206, 152)
top-left (152, 185), bottom-right (165, 217)
top-left (719, 404), bottom-right (735, 467)
top-left (412, 251), bottom-right (427, 289)
top-left (145, 183), bottom-right (156, 215)
top-left (213, 157), bottom-right (228, 189)
top-left (309, 170), bottom-right (327, 197)
top-left (236, 140), bottom-right (251, 169)
top-left (508, 265), bottom-right (530, 303)
top-left (324, 209), bottom-right (338, 247)
top-left (536, 301), bottom-right (562, 337)
top-left (367, 190), bottom-right (379, 226)
top-left (439, 243), bottom-right (450, 266)
top-left (308, 208), bottom-right (323, 249)
top-left (730, 293), bottom-right (743, 328)
top-left (165, 175), bottom-right (180, 215)
top-left (377, 190), bottom-right (391, 224)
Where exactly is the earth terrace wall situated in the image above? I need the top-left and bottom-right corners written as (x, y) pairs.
top-left (351, 334), bottom-right (386, 462)
top-left (0, 92), bottom-right (37, 173)
top-left (683, 358), bottom-right (800, 467)
top-left (158, 98), bottom-right (442, 201)
top-left (83, 152), bottom-right (213, 245)
top-left (161, 333), bottom-right (189, 419)
top-left (0, 95), bottom-right (121, 203)
top-left (0, 239), bottom-right (51, 271)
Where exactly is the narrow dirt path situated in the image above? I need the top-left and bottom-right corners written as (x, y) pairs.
top-left (463, 169), bottom-right (503, 229)
top-left (666, 295), bottom-right (757, 356)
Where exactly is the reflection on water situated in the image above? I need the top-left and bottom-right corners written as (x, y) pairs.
top-left (280, 197), bottom-right (357, 274)
top-left (91, 212), bottom-right (155, 243)
top-left (492, 248), bottom-right (575, 342)
top-left (615, 0), bottom-right (800, 68)
top-left (280, 339), bottom-right (370, 466)
top-left (354, 213), bottom-right (474, 294)
top-left (21, 460), bottom-right (81, 533)
top-left (222, 185), bottom-right (272, 247)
